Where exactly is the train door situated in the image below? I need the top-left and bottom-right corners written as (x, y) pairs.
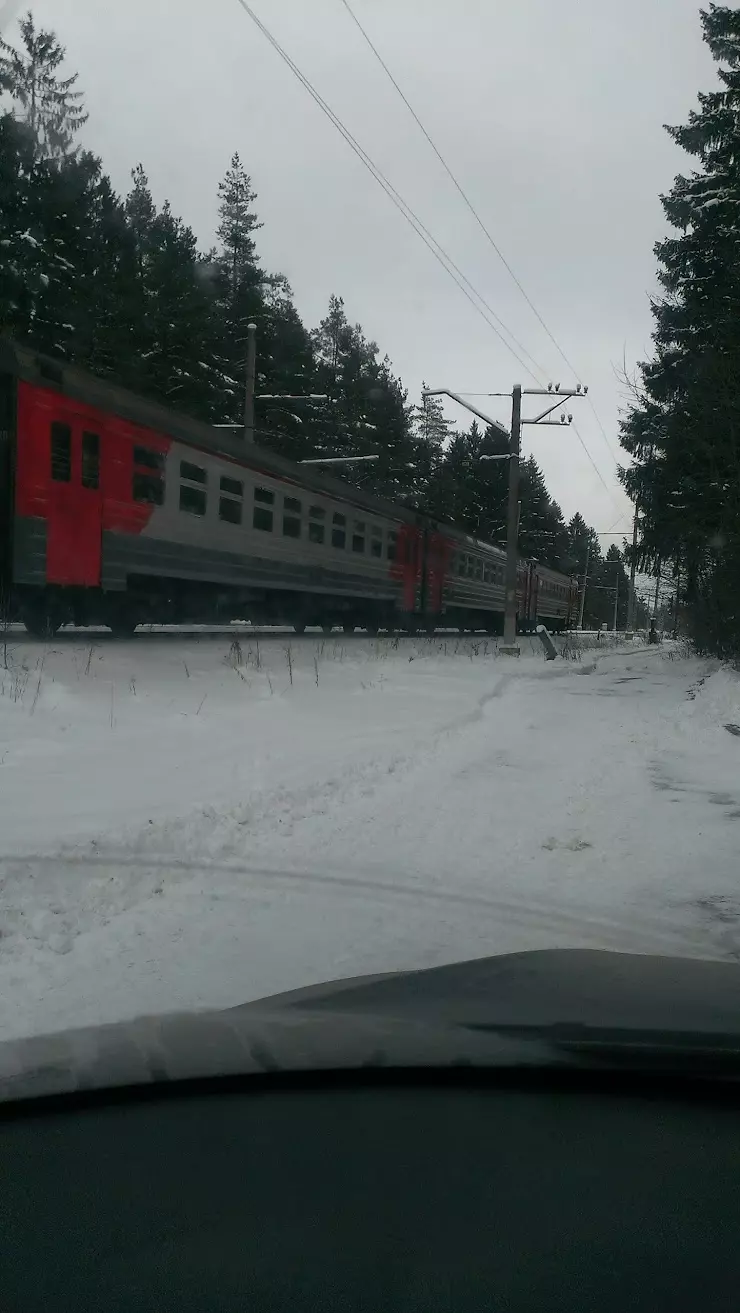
top-left (44, 404), bottom-right (103, 587)
top-left (0, 374), bottom-right (15, 606)
top-left (421, 530), bottom-right (451, 619)
top-left (391, 523), bottom-right (423, 616)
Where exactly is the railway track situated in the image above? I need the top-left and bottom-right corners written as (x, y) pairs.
top-left (4, 623), bottom-right (507, 645)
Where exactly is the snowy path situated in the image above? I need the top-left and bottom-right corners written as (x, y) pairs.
top-left (1, 634), bottom-right (740, 1040)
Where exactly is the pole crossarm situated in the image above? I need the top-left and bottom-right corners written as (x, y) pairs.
top-left (421, 388), bottom-right (509, 437)
top-left (525, 399), bottom-right (574, 424)
top-left (523, 386), bottom-right (588, 397)
top-left (299, 455), bottom-right (379, 466)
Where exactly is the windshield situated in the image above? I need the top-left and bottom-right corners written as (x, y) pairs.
top-left (1, 1), bottom-right (738, 1044)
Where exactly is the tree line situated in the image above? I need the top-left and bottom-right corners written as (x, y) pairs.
top-left (0, 10), bottom-right (631, 629)
top-left (620, 3), bottom-right (740, 656)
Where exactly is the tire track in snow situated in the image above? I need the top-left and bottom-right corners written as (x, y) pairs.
top-left (0, 850), bottom-right (725, 963)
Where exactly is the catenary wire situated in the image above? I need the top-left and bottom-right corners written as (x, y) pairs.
top-left (232, 0), bottom-right (546, 385)
top-left (337, 0), bottom-right (619, 466)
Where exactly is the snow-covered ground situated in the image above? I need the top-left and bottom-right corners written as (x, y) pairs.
top-left (1, 628), bottom-right (739, 1041)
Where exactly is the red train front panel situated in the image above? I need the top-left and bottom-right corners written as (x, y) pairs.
top-left (14, 380), bottom-right (171, 588)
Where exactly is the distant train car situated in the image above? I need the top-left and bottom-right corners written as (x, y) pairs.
top-left (0, 340), bottom-right (575, 637)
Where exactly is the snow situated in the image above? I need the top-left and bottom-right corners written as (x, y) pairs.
top-left (1, 632), bottom-right (739, 1042)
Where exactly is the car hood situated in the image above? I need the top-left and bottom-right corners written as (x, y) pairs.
top-left (3, 948), bottom-right (740, 1103)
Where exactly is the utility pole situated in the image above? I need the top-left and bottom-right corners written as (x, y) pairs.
top-left (672, 566), bottom-right (681, 639)
top-left (422, 382), bottom-right (587, 656)
top-left (501, 385), bottom-right (522, 653)
top-left (626, 507), bottom-right (638, 633)
top-left (212, 322), bottom-right (328, 441)
top-left (653, 562), bottom-right (661, 620)
top-left (244, 322), bottom-right (257, 443)
top-left (578, 541), bottom-right (590, 630)
top-left (613, 566), bottom-right (619, 633)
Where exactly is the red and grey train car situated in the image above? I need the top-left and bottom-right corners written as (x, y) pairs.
top-left (0, 341), bottom-right (576, 636)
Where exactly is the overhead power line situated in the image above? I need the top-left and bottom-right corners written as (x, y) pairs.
top-left (570, 421), bottom-right (621, 504)
top-left (337, 0), bottom-right (619, 467)
top-left (233, 0), bottom-right (547, 384)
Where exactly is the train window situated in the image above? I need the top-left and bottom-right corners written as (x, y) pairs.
top-left (181, 460), bottom-right (206, 484)
top-left (332, 511), bottom-right (346, 549)
top-left (179, 484), bottom-right (206, 517)
top-left (50, 422), bottom-right (71, 482)
top-left (483, 563), bottom-right (491, 584)
top-left (352, 522), bottom-right (366, 553)
top-left (220, 475), bottom-right (243, 498)
top-left (387, 531), bottom-right (397, 561)
top-left (219, 474), bottom-right (243, 525)
top-left (308, 521), bottom-right (325, 544)
top-left (284, 496), bottom-right (302, 514)
top-left (134, 446), bottom-right (164, 471)
top-left (133, 472), bottom-right (164, 505)
top-left (253, 507), bottom-right (273, 532)
top-left (81, 431), bottom-right (99, 489)
top-left (133, 440), bottom-right (164, 504)
top-left (309, 505), bottom-right (326, 520)
top-left (254, 486), bottom-right (274, 505)
top-left (219, 497), bottom-right (242, 525)
top-left (474, 559), bottom-right (483, 581)
top-left (283, 514), bottom-right (301, 538)
top-left (370, 527), bottom-right (383, 559)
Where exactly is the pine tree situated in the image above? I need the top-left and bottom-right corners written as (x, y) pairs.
top-left (217, 152), bottom-right (262, 293)
top-left (412, 388), bottom-right (456, 450)
top-left (311, 295), bottom-right (414, 497)
top-left (620, 5), bottom-right (740, 654)
top-left (518, 457), bottom-right (568, 567)
top-left (591, 544), bottom-right (630, 629)
top-left (210, 153), bottom-right (271, 425)
top-left (0, 12), bottom-right (87, 160)
top-left (0, 110), bottom-right (44, 333)
top-left (406, 387), bottom-right (455, 501)
top-left (0, 111), bottom-right (114, 360)
top-left (117, 167), bottom-right (223, 417)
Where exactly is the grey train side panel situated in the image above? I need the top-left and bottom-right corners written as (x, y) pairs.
top-left (101, 532), bottom-right (398, 601)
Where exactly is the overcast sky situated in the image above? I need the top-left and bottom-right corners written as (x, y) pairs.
top-left (4, 0), bottom-right (717, 544)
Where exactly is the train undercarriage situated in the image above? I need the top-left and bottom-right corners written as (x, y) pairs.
top-left (8, 582), bottom-right (567, 639)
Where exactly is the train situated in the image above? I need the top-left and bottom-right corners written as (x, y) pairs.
top-left (0, 339), bottom-right (577, 637)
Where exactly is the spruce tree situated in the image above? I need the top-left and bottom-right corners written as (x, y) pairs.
top-left (0, 12), bottom-right (87, 160)
top-left (311, 295), bottom-right (414, 497)
top-left (217, 152), bottom-right (262, 292)
top-left (620, 5), bottom-right (740, 653)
